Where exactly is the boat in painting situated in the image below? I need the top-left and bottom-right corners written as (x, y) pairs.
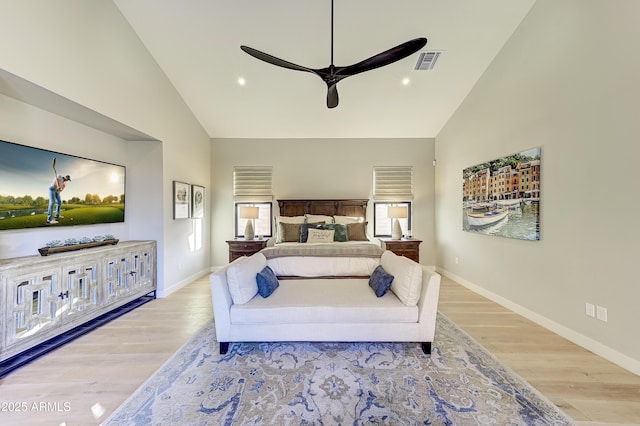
top-left (467, 209), bottom-right (508, 227)
top-left (471, 202), bottom-right (496, 211)
top-left (496, 199), bottom-right (522, 209)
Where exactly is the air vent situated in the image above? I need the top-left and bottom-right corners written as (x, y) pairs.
top-left (415, 51), bottom-right (442, 71)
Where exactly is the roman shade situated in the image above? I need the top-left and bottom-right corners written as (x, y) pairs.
top-left (373, 166), bottom-right (413, 201)
top-left (233, 166), bottom-right (273, 202)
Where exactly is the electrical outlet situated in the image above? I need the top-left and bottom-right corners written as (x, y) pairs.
top-left (585, 302), bottom-right (595, 318)
top-left (455, 257), bottom-right (459, 265)
top-left (596, 306), bottom-right (608, 322)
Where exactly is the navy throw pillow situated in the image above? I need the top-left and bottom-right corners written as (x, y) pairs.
top-left (299, 222), bottom-right (325, 243)
top-left (256, 266), bottom-right (279, 298)
top-left (369, 265), bottom-right (394, 297)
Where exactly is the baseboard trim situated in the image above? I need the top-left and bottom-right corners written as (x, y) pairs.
top-left (437, 268), bottom-right (640, 376)
top-left (160, 268), bottom-right (211, 298)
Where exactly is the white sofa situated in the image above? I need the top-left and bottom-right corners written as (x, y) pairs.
top-left (210, 251), bottom-right (441, 355)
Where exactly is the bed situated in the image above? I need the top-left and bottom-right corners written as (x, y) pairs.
top-left (262, 199), bottom-right (385, 277)
top-left (210, 199), bottom-right (440, 355)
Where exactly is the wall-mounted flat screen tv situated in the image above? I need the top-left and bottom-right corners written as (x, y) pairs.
top-left (0, 140), bottom-right (125, 230)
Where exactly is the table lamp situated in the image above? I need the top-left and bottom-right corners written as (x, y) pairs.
top-left (240, 206), bottom-right (259, 240)
top-left (387, 205), bottom-right (408, 240)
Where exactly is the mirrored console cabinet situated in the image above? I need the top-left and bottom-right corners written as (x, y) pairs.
top-left (0, 240), bottom-right (156, 374)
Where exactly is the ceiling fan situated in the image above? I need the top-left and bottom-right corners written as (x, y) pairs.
top-left (240, 0), bottom-right (427, 108)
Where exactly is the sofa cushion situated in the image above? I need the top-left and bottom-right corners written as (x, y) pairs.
top-left (227, 252), bottom-right (267, 304)
top-left (256, 266), bottom-right (279, 298)
top-left (230, 279), bottom-right (418, 324)
top-left (369, 265), bottom-right (394, 297)
top-left (380, 251), bottom-right (422, 306)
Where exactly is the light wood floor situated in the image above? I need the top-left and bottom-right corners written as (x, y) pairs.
top-left (1, 274), bottom-right (639, 425)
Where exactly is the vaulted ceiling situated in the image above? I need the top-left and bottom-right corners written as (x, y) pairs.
top-left (114, 0), bottom-right (536, 139)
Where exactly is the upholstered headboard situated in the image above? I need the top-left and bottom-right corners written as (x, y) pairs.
top-left (277, 199), bottom-right (368, 218)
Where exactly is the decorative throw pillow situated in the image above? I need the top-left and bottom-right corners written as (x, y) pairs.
top-left (333, 215), bottom-right (364, 224)
top-left (369, 265), bottom-right (394, 297)
top-left (380, 250), bottom-right (422, 306)
top-left (347, 222), bottom-right (368, 241)
top-left (299, 222), bottom-right (325, 243)
top-left (274, 216), bottom-right (305, 242)
top-left (321, 223), bottom-right (349, 242)
top-left (306, 228), bottom-right (335, 243)
top-left (226, 252), bottom-right (267, 304)
top-left (256, 266), bottom-right (279, 298)
top-left (277, 222), bottom-right (302, 243)
top-left (275, 215), bottom-right (305, 224)
top-left (305, 214), bottom-right (334, 224)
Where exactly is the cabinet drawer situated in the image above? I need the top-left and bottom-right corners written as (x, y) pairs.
top-left (382, 238), bottom-right (422, 263)
top-left (226, 240), bottom-right (267, 262)
top-left (230, 243), bottom-right (260, 251)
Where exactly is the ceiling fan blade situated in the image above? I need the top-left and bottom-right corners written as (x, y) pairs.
top-left (338, 37), bottom-right (427, 78)
top-left (240, 45), bottom-right (314, 74)
top-left (326, 83), bottom-right (339, 108)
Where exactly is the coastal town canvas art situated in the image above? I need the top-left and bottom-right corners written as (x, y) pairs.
top-left (463, 148), bottom-right (541, 241)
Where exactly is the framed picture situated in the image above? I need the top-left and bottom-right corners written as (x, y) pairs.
top-left (462, 147), bottom-right (541, 240)
top-left (191, 185), bottom-right (205, 218)
top-left (173, 181), bottom-right (190, 219)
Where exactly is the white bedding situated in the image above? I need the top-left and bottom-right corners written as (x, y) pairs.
top-left (267, 256), bottom-right (380, 277)
top-left (264, 240), bottom-right (383, 277)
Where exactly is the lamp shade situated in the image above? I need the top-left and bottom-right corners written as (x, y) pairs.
top-left (388, 205), bottom-right (407, 240)
top-left (387, 205), bottom-right (408, 219)
top-left (239, 206), bottom-right (260, 219)
top-left (240, 206), bottom-right (259, 240)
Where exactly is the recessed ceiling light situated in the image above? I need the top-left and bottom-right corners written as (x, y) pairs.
top-left (402, 77), bottom-right (411, 86)
top-left (237, 77), bottom-right (246, 86)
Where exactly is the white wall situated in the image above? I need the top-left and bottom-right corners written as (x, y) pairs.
top-left (0, 94), bottom-right (131, 257)
top-left (0, 1), bottom-right (212, 296)
top-left (435, 0), bottom-right (640, 373)
top-left (211, 138), bottom-right (436, 267)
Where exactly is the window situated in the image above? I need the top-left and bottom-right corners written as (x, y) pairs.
top-left (235, 202), bottom-right (272, 237)
top-left (373, 202), bottom-right (412, 237)
top-left (372, 166), bottom-right (413, 237)
top-left (233, 166), bottom-right (273, 238)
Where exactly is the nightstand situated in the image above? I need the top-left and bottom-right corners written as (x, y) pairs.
top-left (381, 238), bottom-right (422, 263)
top-left (226, 238), bottom-right (268, 262)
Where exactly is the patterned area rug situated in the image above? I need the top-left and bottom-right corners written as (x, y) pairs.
top-left (105, 314), bottom-right (574, 425)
